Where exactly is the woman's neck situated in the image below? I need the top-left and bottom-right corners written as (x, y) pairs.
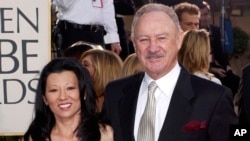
top-left (51, 116), bottom-right (80, 141)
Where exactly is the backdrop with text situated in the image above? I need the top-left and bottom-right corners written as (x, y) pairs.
top-left (0, 0), bottom-right (51, 135)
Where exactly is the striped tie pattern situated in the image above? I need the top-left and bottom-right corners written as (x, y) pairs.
top-left (137, 81), bottom-right (158, 141)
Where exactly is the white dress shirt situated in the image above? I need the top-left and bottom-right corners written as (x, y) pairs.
top-left (134, 63), bottom-right (181, 141)
top-left (52, 0), bottom-right (119, 44)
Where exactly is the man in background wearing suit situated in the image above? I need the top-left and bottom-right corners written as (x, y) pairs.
top-left (102, 3), bottom-right (238, 141)
top-left (199, 1), bottom-right (240, 96)
top-left (237, 63), bottom-right (250, 124)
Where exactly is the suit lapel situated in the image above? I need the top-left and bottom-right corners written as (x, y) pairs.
top-left (158, 68), bottom-right (195, 141)
top-left (119, 73), bottom-right (144, 141)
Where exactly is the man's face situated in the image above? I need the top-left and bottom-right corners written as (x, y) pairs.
top-left (200, 7), bottom-right (210, 28)
top-left (132, 11), bottom-right (183, 80)
top-left (180, 12), bottom-right (200, 32)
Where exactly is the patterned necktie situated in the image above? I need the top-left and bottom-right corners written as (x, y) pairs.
top-left (137, 81), bottom-right (158, 141)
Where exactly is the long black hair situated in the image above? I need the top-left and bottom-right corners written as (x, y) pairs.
top-left (24, 58), bottom-right (100, 141)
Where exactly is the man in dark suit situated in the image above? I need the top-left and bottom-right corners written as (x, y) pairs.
top-left (237, 63), bottom-right (250, 124)
top-left (199, 1), bottom-right (240, 96)
top-left (102, 3), bottom-right (238, 141)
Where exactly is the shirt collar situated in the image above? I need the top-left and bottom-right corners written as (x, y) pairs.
top-left (144, 63), bottom-right (181, 96)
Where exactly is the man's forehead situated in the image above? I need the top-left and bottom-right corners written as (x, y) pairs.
top-left (181, 13), bottom-right (199, 21)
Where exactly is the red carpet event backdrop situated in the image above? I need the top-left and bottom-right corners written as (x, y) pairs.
top-left (0, 0), bottom-right (51, 135)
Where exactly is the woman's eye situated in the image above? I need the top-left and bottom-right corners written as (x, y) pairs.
top-left (67, 86), bottom-right (76, 90)
top-left (48, 89), bottom-right (57, 92)
top-left (83, 64), bottom-right (88, 67)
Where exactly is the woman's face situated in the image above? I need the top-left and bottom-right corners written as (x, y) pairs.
top-left (43, 71), bottom-right (81, 120)
top-left (81, 55), bottom-right (95, 77)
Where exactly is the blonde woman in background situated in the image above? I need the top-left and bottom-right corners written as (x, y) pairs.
top-left (121, 53), bottom-right (144, 77)
top-left (80, 49), bottom-right (123, 112)
top-left (178, 29), bottom-right (221, 85)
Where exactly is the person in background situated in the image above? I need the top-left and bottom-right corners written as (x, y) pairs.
top-left (24, 58), bottom-right (113, 141)
top-left (236, 63), bottom-right (250, 124)
top-left (113, 0), bottom-right (136, 60)
top-left (62, 41), bottom-right (104, 60)
top-left (178, 29), bottom-right (221, 85)
top-left (121, 53), bottom-right (144, 77)
top-left (80, 49), bottom-right (123, 112)
top-left (199, 1), bottom-right (240, 96)
top-left (52, 0), bottom-right (121, 56)
top-left (101, 3), bottom-right (238, 141)
top-left (174, 2), bottom-right (200, 32)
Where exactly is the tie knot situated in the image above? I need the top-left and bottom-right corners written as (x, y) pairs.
top-left (148, 81), bottom-right (157, 92)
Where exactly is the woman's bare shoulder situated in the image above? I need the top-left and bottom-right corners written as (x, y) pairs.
top-left (99, 124), bottom-right (113, 141)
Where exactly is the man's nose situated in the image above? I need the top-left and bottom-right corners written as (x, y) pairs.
top-left (191, 24), bottom-right (198, 30)
top-left (148, 40), bottom-right (159, 51)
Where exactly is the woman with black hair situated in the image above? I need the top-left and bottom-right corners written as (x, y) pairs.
top-left (24, 58), bottom-right (113, 141)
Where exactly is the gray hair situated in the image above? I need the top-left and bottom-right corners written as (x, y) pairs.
top-left (131, 3), bottom-right (182, 38)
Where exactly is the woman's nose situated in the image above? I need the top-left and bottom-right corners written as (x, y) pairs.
top-left (59, 89), bottom-right (68, 100)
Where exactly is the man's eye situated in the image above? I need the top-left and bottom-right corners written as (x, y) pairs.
top-left (185, 23), bottom-right (192, 26)
top-left (158, 37), bottom-right (166, 41)
top-left (139, 38), bottom-right (148, 43)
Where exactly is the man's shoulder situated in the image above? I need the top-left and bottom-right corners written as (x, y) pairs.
top-left (178, 68), bottom-right (228, 95)
top-left (187, 75), bottom-right (233, 109)
top-left (190, 73), bottom-right (230, 93)
top-left (107, 72), bottom-right (144, 89)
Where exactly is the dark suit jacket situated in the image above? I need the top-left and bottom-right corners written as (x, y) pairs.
top-left (208, 25), bottom-right (230, 70)
top-left (238, 63), bottom-right (250, 124)
top-left (102, 67), bottom-right (238, 141)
